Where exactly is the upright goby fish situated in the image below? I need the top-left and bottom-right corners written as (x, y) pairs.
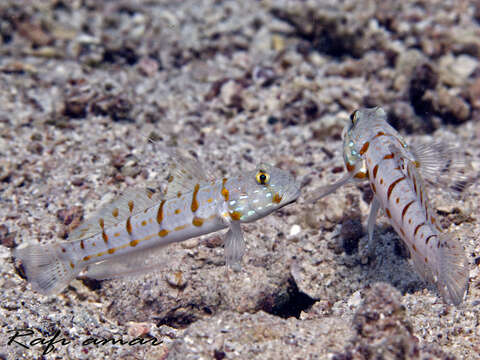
top-left (14, 154), bottom-right (300, 295)
top-left (310, 107), bottom-right (469, 305)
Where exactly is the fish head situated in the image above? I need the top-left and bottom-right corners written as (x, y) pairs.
top-left (227, 163), bottom-right (301, 222)
top-left (343, 107), bottom-right (388, 172)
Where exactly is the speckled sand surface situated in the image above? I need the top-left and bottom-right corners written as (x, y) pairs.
top-left (1, 1), bottom-right (480, 359)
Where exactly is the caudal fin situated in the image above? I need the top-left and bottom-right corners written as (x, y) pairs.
top-left (436, 232), bottom-right (469, 306)
top-left (13, 243), bottom-right (81, 295)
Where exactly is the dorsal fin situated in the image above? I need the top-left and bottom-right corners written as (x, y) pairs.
top-left (410, 141), bottom-right (470, 195)
top-left (162, 148), bottom-right (214, 198)
top-left (68, 188), bottom-right (161, 241)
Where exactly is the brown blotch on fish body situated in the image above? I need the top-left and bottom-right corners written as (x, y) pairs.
top-left (175, 209), bottom-right (181, 214)
top-left (126, 216), bottom-right (132, 235)
top-left (412, 244), bottom-right (417, 252)
top-left (128, 200), bottom-right (134, 213)
top-left (346, 163), bottom-right (355, 172)
top-left (159, 229), bottom-right (169, 237)
top-left (229, 211), bottom-right (242, 221)
top-left (354, 171), bottom-right (367, 179)
top-left (177, 192), bottom-right (182, 198)
top-left (99, 218), bottom-right (105, 229)
top-left (396, 197), bottom-right (400, 204)
top-left (207, 198), bottom-right (213, 203)
top-left (112, 208), bottom-right (119, 217)
top-left (102, 231), bottom-right (108, 243)
top-left (380, 178), bottom-right (384, 185)
top-left (383, 153), bottom-right (394, 160)
top-left (114, 232), bottom-right (120, 237)
top-left (221, 178), bottom-right (229, 201)
top-left (83, 255), bottom-right (91, 261)
top-left (174, 225), bottom-right (187, 231)
top-left (402, 200), bottom-right (414, 222)
top-left (414, 222), bottom-right (425, 236)
top-left (130, 239), bottom-right (139, 247)
top-left (157, 200), bottom-right (166, 224)
top-left (80, 240), bottom-right (85, 250)
top-left (371, 183), bottom-right (376, 193)
top-left (108, 248), bottom-right (115, 254)
top-left (273, 193), bottom-right (282, 204)
top-left (168, 175), bottom-right (174, 183)
top-left (388, 177), bottom-right (406, 200)
top-left (191, 184), bottom-right (200, 212)
top-left (385, 208), bottom-right (392, 218)
top-left (373, 131), bottom-right (386, 139)
top-left (424, 257), bottom-right (428, 263)
top-left (359, 141), bottom-right (370, 155)
top-left (192, 217), bottom-right (204, 227)
top-left (70, 262), bottom-right (75, 269)
top-left (372, 164), bottom-right (379, 179)
top-left (425, 234), bottom-right (436, 245)
top-left (141, 220), bottom-right (147, 226)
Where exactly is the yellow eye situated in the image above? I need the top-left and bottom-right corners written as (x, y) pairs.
top-left (256, 170), bottom-right (270, 185)
top-left (350, 110), bottom-right (359, 124)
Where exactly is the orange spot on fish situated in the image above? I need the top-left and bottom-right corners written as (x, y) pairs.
top-left (175, 209), bottom-right (181, 214)
top-left (83, 255), bottom-right (91, 261)
top-left (354, 171), bottom-right (367, 179)
top-left (221, 178), bottom-right (229, 201)
top-left (108, 248), bottom-right (115, 254)
top-left (273, 193), bottom-right (282, 204)
top-left (372, 164), bottom-right (379, 179)
top-left (114, 232), bottom-right (120, 237)
top-left (346, 163), bottom-right (355, 172)
top-left (385, 208), bottom-right (391, 218)
top-left (128, 200), bottom-right (134, 213)
top-left (414, 222), bottom-right (425, 237)
top-left (159, 229), bottom-right (169, 237)
top-left (112, 208), bottom-right (119, 217)
top-left (157, 200), bottom-right (166, 224)
top-left (387, 176), bottom-right (405, 200)
top-left (359, 141), bottom-right (370, 155)
top-left (102, 231), bottom-right (109, 243)
top-left (99, 218), bottom-right (105, 229)
top-left (191, 184), bottom-right (200, 212)
top-left (177, 192), bottom-right (182, 198)
top-left (383, 153), bottom-right (394, 160)
top-left (70, 262), bottom-right (75, 269)
top-left (229, 211), bottom-right (242, 221)
top-left (141, 220), bottom-right (147, 226)
top-left (207, 198), bottom-right (213, 203)
top-left (80, 240), bottom-right (85, 249)
top-left (402, 200), bottom-right (414, 222)
top-left (425, 235), bottom-right (436, 245)
top-left (192, 217), bottom-right (204, 227)
top-left (174, 225), bottom-right (187, 231)
top-left (126, 216), bottom-right (132, 235)
top-left (130, 239), bottom-right (139, 247)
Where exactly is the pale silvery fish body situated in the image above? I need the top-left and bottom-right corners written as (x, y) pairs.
top-left (311, 107), bottom-right (469, 305)
top-left (14, 161), bottom-right (300, 295)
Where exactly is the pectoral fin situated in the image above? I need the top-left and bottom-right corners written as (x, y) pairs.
top-left (224, 221), bottom-right (245, 271)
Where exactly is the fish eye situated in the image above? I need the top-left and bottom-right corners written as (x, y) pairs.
top-left (256, 170), bottom-right (270, 185)
top-left (350, 110), bottom-right (359, 124)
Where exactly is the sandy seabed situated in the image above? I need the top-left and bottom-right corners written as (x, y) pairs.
top-left (0, 1), bottom-right (479, 359)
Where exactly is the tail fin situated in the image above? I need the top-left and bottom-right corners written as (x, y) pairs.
top-left (436, 232), bottom-right (469, 306)
top-left (13, 243), bottom-right (81, 295)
